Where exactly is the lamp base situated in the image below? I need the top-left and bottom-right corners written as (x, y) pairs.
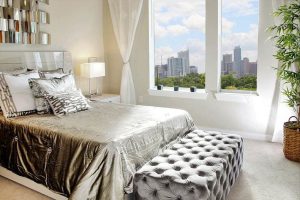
top-left (85, 77), bottom-right (103, 101)
top-left (86, 92), bottom-right (103, 101)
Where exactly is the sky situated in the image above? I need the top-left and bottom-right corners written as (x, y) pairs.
top-left (154, 0), bottom-right (259, 73)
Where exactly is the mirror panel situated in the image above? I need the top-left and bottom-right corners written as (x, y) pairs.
top-left (39, 32), bottom-right (49, 44)
top-left (38, 0), bottom-right (49, 5)
top-left (0, 0), bottom-right (50, 44)
top-left (39, 10), bottom-right (49, 24)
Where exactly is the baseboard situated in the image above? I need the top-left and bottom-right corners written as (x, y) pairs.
top-left (0, 166), bottom-right (68, 200)
top-left (196, 125), bottom-right (273, 141)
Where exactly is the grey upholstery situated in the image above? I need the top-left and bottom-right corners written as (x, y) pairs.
top-left (134, 130), bottom-right (243, 200)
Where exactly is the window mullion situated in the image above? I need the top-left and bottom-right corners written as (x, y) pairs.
top-left (205, 0), bottom-right (221, 94)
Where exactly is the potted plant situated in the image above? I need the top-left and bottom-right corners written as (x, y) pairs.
top-left (174, 77), bottom-right (180, 91)
top-left (155, 66), bottom-right (163, 90)
top-left (190, 86), bottom-right (197, 92)
top-left (269, 1), bottom-right (300, 162)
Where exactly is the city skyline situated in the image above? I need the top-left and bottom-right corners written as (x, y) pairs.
top-left (156, 49), bottom-right (196, 78)
top-left (222, 45), bottom-right (257, 77)
top-left (156, 45), bottom-right (257, 79)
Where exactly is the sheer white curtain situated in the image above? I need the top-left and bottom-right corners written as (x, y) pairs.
top-left (108, 0), bottom-right (144, 104)
top-left (271, 0), bottom-right (295, 143)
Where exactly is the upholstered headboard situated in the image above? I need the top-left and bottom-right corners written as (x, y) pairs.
top-left (0, 51), bottom-right (72, 73)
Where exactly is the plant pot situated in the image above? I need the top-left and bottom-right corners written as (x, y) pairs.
top-left (174, 86), bottom-right (179, 91)
top-left (157, 85), bottom-right (163, 90)
top-left (283, 118), bottom-right (300, 162)
top-left (190, 86), bottom-right (197, 92)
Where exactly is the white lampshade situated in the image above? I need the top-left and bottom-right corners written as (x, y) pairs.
top-left (80, 62), bottom-right (105, 78)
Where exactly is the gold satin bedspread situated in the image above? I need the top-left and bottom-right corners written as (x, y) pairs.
top-left (0, 102), bottom-right (194, 200)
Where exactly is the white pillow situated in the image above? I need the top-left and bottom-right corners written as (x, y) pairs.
top-left (0, 72), bottom-right (40, 118)
top-left (0, 68), bottom-right (31, 112)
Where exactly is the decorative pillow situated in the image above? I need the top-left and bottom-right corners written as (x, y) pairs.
top-left (0, 68), bottom-right (34, 113)
top-left (45, 90), bottom-right (90, 117)
top-left (0, 72), bottom-right (40, 118)
top-left (28, 74), bottom-right (77, 114)
top-left (38, 68), bottom-right (66, 79)
top-left (27, 80), bottom-right (51, 114)
top-left (3, 68), bottom-right (27, 75)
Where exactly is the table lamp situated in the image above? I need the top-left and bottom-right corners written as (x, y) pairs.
top-left (80, 62), bottom-right (105, 97)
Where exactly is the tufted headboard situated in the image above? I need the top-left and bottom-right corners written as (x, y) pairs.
top-left (0, 51), bottom-right (72, 73)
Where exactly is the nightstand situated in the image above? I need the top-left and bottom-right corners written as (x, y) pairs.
top-left (90, 94), bottom-right (121, 103)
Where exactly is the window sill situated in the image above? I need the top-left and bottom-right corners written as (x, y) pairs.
top-left (215, 90), bottom-right (259, 103)
top-left (148, 87), bottom-right (208, 100)
top-left (148, 88), bottom-right (259, 103)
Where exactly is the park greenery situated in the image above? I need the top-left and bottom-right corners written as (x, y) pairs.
top-left (156, 73), bottom-right (257, 91)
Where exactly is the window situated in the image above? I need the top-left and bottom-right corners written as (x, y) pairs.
top-left (153, 0), bottom-right (206, 90)
top-left (221, 0), bottom-right (259, 91)
top-left (150, 0), bottom-right (259, 93)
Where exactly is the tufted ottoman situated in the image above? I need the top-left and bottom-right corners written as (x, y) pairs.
top-left (134, 130), bottom-right (243, 200)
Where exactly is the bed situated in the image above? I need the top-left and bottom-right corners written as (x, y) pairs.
top-left (0, 52), bottom-right (195, 200)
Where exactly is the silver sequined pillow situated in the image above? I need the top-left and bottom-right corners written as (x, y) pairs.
top-left (38, 68), bottom-right (66, 79)
top-left (28, 74), bottom-right (77, 114)
top-left (45, 90), bottom-right (90, 117)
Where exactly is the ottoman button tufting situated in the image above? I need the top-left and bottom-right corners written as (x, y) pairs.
top-left (154, 168), bottom-right (165, 174)
top-left (198, 171), bottom-right (206, 177)
top-left (190, 164), bottom-right (198, 168)
top-left (199, 155), bottom-right (206, 160)
top-left (168, 159), bottom-right (175, 164)
top-left (191, 150), bottom-right (199, 154)
top-left (150, 162), bottom-right (159, 166)
top-left (134, 130), bottom-right (244, 200)
top-left (174, 166), bottom-right (181, 171)
top-left (180, 173), bottom-right (189, 180)
top-left (206, 161), bottom-right (215, 166)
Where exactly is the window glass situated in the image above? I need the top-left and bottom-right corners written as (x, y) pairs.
top-left (221, 0), bottom-right (259, 91)
top-left (154, 0), bottom-right (206, 89)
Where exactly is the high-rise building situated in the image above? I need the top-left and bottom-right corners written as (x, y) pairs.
top-left (155, 65), bottom-right (159, 78)
top-left (233, 46), bottom-right (242, 77)
top-left (178, 49), bottom-right (190, 75)
top-left (234, 46), bottom-right (241, 63)
top-left (190, 66), bottom-right (198, 74)
top-left (155, 64), bottom-right (168, 78)
top-left (242, 57), bottom-right (250, 75)
top-left (167, 57), bottom-right (184, 77)
top-left (243, 58), bottom-right (257, 76)
top-left (222, 54), bottom-right (233, 75)
top-left (248, 62), bottom-right (257, 75)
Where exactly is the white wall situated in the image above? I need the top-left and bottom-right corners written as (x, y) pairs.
top-left (105, 0), bottom-right (279, 140)
top-left (0, 0), bottom-right (106, 93)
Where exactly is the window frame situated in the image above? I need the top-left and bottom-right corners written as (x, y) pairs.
top-left (148, 0), bottom-right (259, 98)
